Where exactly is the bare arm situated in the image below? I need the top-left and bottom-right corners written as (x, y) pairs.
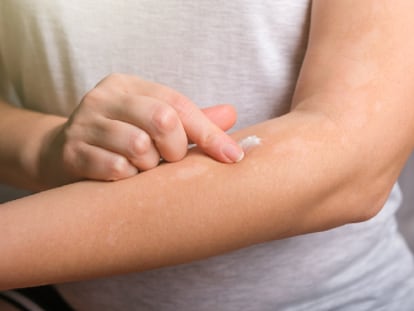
top-left (2, 0), bottom-right (414, 290)
top-left (0, 79), bottom-right (242, 190)
top-left (0, 101), bottom-right (65, 189)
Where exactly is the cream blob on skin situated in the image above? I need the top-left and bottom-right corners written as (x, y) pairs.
top-left (238, 135), bottom-right (262, 153)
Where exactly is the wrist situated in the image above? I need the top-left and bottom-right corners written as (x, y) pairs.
top-left (20, 114), bottom-right (67, 190)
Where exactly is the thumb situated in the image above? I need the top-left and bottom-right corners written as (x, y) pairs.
top-left (201, 104), bottom-right (237, 132)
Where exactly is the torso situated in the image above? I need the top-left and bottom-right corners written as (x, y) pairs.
top-left (1, 1), bottom-right (413, 310)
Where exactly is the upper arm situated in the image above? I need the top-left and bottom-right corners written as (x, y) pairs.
top-left (295, 0), bottom-right (414, 137)
top-left (296, 1), bottom-right (414, 101)
top-left (290, 1), bottom-right (414, 218)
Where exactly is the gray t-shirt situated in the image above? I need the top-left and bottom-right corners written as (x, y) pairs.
top-left (1, 1), bottom-right (414, 310)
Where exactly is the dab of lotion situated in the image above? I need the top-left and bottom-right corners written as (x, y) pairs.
top-left (238, 135), bottom-right (261, 153)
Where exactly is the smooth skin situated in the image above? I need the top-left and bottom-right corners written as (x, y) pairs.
top-left (1, 0), bottom-right (414, 290)
top-left (0, 76), bottom-right (243, 190)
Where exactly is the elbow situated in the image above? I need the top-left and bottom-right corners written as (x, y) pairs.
top-left (354, 190), bottom-right (389, 223)
top-left (348, 174), bottom-right (397, 223)
top-left (289, 173), bottom-right (396, 236)
top-left (309, 169), bottom-right (399, 231)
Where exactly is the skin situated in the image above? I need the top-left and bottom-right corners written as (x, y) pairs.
top-left (0, 77), bottom-right (243, 190)
top-left (1, 0), bottom-right (414, 290)
top-left (0, 300), bottom-right (20, 311)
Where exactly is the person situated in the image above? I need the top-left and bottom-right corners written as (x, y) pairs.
top-left (1, 0), bottom-right (414, 310)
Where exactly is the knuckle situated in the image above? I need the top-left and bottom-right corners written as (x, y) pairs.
top-left (93, 73), bottom-right (132, 99)
top-left (106, 156), bottom-right (130, 180)
top-left (153, 83), bottom-right (193, 115)
top-left (197, 131), bottom-right (219, 150)
top-left (105, 73), bottom-right (126, 83)
top-left (62, 121), bottom-right (81, 140)
top-left (80, 88), bottom-right (105, 111)
top-left (168, 91), bottom-right (194, 116)
top-left (103, 73), bottom-right (132, 94)
top-left (61, 141), bottom-right (84, 173)
top-left (61, 146), bottom-right (74, 168)
top-left (152, 104), bottom-right (179, 133)
top-left (131, 131), bottom-right (152, 155)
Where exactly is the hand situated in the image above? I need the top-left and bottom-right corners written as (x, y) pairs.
top-left (38, 74), bottom-right (243, 186)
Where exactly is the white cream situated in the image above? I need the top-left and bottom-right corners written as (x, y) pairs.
top-left (238, 135), bottom-right (261, 152)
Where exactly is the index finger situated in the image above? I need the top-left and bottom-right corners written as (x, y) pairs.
top-left (132, 77), bottom-right (244, 163)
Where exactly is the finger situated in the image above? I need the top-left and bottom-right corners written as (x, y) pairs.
top-left (95, 75), bottom-right (244, 163)
top-left (187, 104), bottom-right (237, 144)
top-left (64, 142), bottom-right (138, 181)
top-left (106, 95), bottom-right (189, 163)
top-left (131, 78), bottom-right (244, 163)
top-left (84, 118), bottom-right (161, 171)
top-left (172, 102), bottom-right (244, 163)
top-left (201, 104), bottom-right (237, 132)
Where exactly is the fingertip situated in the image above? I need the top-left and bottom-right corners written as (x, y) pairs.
top-left (160, 147), bottom-right (187, 163)
top-left (125, 163), bottom-right (139, 177)
top-left (107, 157), bottom-right (138, 181)
top-left (221, 143), bottom-right (245, 163)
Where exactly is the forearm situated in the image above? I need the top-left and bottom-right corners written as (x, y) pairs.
top-left (0, 108), bottom-right (395, 290)
top-left (3, 0), bottom-right (414, 291)
top-left (0, 100), bottom-right (66, 190)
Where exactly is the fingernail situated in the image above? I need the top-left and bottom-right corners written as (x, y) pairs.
top-left (222, 143), bottom-right (244, 163)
